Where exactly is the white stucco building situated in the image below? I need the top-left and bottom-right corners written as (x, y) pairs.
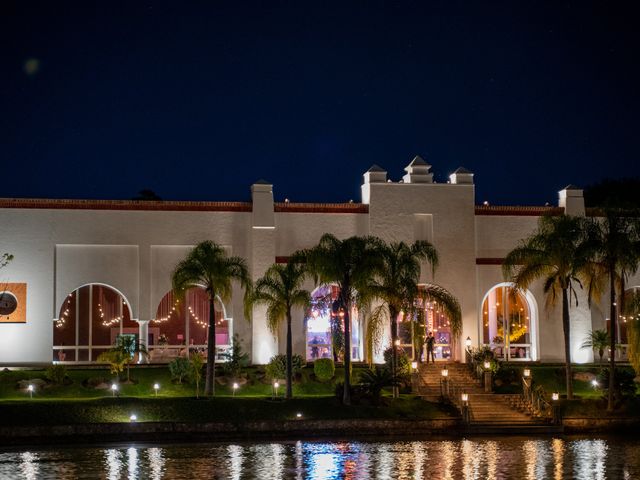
top-left (0, 157), bottom-right (635, 366)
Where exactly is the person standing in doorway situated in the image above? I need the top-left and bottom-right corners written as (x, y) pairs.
top-left (426, 332), bottom-right (435, 364)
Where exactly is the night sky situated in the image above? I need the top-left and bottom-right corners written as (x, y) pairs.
top-left (2, 2), bottom-right (639, 205)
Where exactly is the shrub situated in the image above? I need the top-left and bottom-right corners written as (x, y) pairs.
top-left (597, 368), bottom-right (637, 401)
top-left (220, 334), bottom-right (250, 379)
top-left (383, 347), bottom-right (411, 378)
top-left (189, 352), bottom-right (205, 398)
top-left (169, 357), bottom-right (190, 384)
top-left (314, 358), bottom-right (335, 382)
top-left (46, 364), bottom-right (68, 385)
top-left (359, 366), bottom-right (396, 404)
top-left (265, 354), bottom-right (304, 380)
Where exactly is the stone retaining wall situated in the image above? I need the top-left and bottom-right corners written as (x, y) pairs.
top-left (0, 418), bottom-right (461, 446)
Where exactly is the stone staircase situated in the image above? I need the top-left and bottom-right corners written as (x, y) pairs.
top-left (414, 362), bottom-right (562, 433)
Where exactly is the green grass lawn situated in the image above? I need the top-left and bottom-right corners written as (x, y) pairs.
top-left (0, 365), bottom-right (350, 400)
top-left (0, 365), bottom-right (453, 426)
top-left (0, 396), bottom-right (450, 426)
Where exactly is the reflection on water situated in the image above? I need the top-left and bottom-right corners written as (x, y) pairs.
top-left (0, 436), bottom-right (639, 479)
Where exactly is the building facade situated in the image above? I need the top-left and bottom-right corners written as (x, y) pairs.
top-left (0, 157), bottom-right (635, 366)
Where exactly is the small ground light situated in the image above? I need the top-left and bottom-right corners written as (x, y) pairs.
top-left (130, 414), bottom-right (137, 422)
top-left (592, 379), bottom-right (598, 388)
top-left (27, 384), bottom-right (34, 399)
top-left (232, 382), bottom-right (239, 397)
top-left (153, 383), bottom-right (160, 396)
top-left (296, 412), bottom-right (302, 418)
top-left (552, 392), bottom-right (559, 401)
top-left (111, 384), bottom-right (118, 397)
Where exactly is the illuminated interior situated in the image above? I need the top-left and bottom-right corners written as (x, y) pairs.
top-left (306, 285), bottom-right (361, 362)
top-left (53, 284), bottom-right (135, 362)
top-left (149, 289), bottom-right (230, 361)
top-left (481, 284), bottom-right (535, 360)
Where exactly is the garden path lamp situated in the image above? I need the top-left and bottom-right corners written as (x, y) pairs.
top-left (130, 414), bottom-right (137, 422)
top-left (111, 383), bottom-right (118, 397)
top-left (465, 337), bottom-right (472, 349)
top-left (523, 368), bottom-right (531, 378)
top-left (233, 382), bottom-right (239, 397)
top-left (27, 384), bottom-right (34, 399)
top-left (153, 383), bottom-right (160, 397)
top-left (552, 392), bottom-right (560, 425)
top-left (461, 392), bottom-right (470, 424)
top-left (483, 361), bottom-right (492, 393)
top-left (440, 368), bottom-right (449, 397)
top-left (273, 381), bottom-right (280, 400)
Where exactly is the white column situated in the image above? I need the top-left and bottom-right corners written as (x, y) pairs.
top-left (137, 320), bottom-right (150, 364)
top-left (488, 289), bottom-right (498, 344)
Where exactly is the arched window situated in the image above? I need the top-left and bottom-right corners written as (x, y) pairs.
top-left (53, 284), bottom-right (134, 362)
top-left (481, 283), bottom-right (537, 361)
top-left (305, 285), bottom-right (362, 362)
top-left (149, 288), bottom-right (230, 362)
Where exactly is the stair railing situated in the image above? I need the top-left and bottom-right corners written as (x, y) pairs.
top-left (521, 377), bottom-right (552, 419)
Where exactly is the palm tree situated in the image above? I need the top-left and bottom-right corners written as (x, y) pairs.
top-left (172, 241), bottom-right (252, 396)
top-left (580, 329), bottom-right (610, 363)
top-left (252, 261), bottom-right (310, 399)
top-left (503, 214), bottom-right (591, 400)
top-left (582, 209), bottom-right (640, 410)
top-left (117, 335), bottom-right (148, 382)
top-left (300, 234), bottom-right (383, 405)
top-left (364, 240), bottom-right (438, 398)
top-left (624, 289), bottom-right (640, 379)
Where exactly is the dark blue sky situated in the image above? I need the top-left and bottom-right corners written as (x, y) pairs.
top-left (2, 1), bottom-right (639, 205)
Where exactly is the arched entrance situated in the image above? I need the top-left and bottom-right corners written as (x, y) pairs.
top-left (400, 284), bottom-right (459, 361)
top-left (480, 283), bottom-right (538, 361)
top-left (53, 284), bottom-right (135, 362)
top-left (148, 288), bottom-right (231, 362)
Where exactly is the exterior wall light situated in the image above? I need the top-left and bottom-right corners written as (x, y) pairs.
top-left (552, 392), bottom-right (559, 401)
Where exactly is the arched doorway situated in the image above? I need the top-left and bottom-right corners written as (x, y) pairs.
top-left (400, 284), bottom-right (459, 361)
top-left (148, 288), bottom-right (231, 362)
top-left (480, 283), bottom-right (538, 361)
top-left (305, 285), bottom-right (363, 362)
top-left (53, 284), bottom-right (135, 362)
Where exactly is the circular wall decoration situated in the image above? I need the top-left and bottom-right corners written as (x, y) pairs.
top-left (0, 291), bottom-right (18, 315)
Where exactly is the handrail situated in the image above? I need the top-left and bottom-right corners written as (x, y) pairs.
top-left (521, 377), bottom-right (552, 419)
top-left (441, 378), bottom-right (473, 423)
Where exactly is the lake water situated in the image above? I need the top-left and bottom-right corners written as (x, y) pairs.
top-left (0, 436), bottom-right (638, 479)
